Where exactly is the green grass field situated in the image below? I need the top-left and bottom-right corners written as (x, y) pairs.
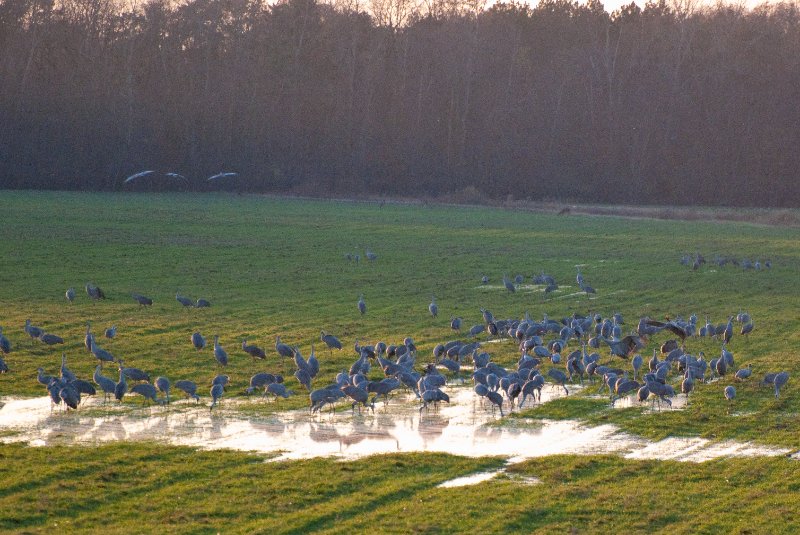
top-left (1, 190), bottom-right (799, 531)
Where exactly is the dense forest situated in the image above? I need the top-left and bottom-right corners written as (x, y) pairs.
top-left (0, 0), bottom-right (798, 206)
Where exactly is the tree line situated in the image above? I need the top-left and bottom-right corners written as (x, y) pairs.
top-left (1, 0), bottom-right (798, 206)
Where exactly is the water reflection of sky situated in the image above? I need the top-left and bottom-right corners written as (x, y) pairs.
top-left (0, 387), bottom-right (789, 463)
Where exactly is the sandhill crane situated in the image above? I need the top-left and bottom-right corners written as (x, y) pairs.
top-left (450, 317), bottom-right (462, 331)
top-left (275, 336), bottom-right (294, 369)
top-left (320, 331), bottom-right (342, 355)
top-left (0, 328), bottom-right (11, 354)
top-left (93, 365), bottom-right (116, 402)
top-left (117, 360), bottom-right (150, 382)
top-left (90, 338), bottom-right (115, 366)
top-left (114, 369), bottom-right (128, 402)
top-left (131, 293), bottom-right (153, 306)
top-left (724, 385), bottom-right (736, 402)
top-left (773, 372), bottom-right (790, 398)
top-left (503, 275), bottom-right (516, 293)
top-left (175, 380), bottom-right (200, 402)
top-left (196, 298), bottom-right (211, 308)
top-left (213, 336), bottom-right (228, 366)
top-left (131, 383), bottom-right (161, 405)
top-left (60, 353), bottom-right (76, 383)
top-left (39, 333), bottom-right (64, 345)
top-left (191, 332), bottom-right (206, 351)
top-left (24, 319), bottom-right (43, 342)
top-left (265, 382), bottom-right (294, 400)
top-left (734, 366), bottom-right (751, 381)
top-left (59, 384), bottom-right (80, 410)
top-left (429, 296), bottom-right (438, 318)
top-left (486, 390), bottom-right (504, 416)
top-left (357, 294), bottom-right (366, 315)
top-left (210, 383), bottom-right (224, 410)
top-left (65, 287), bottom-right (75, 303)
top-left (242, 339), bottom-right (266, 360)
top-left (176, 293), bottom-right (195, 308)
top-left (155, 377), bottom-right (171, 404)
top-left (104, 325), bottom-right (117, 339)
top-left (341, 384), bottom-right (374, 413)
top-left (246, 372), bottom-right (277, 394)
top-left (85, 283), bottom-right (106, 300)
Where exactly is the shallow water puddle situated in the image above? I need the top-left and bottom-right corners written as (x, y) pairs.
top-left (0, 387), bottom-right (789, 462)
top-left (438, 470), bottom-right (504, 487)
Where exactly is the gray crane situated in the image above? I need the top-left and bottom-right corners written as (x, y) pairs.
top-left (191, 332), bottom-right (206, 351)
top-left (631, 354), bottom-right (643, 381)
top-left (320, 331), bottom-right (343, 353)
top-left (486, 390), bottom-right (504, 416)
top-left (611, 379), bottom-right (641, 406)
top-left (176, 293), bottom-right (195, 308)
top-left (734, 366), bottom-right (751, 381)
top-left (503, 275), bottom-right (516, 293)
top-left (60, 353), bottom-right (76, 383)
top-left (24, 319), bottom-right (43, 342)
top-left (131, 383), bottom-right (162, 405)
top-left (84, 322), bottom-right (94, 353)
top-left (90, 337), bottom-right (115, 366)
top-left (65, 287), bottom-right (75, 303)
top-left (196, 298), bottom-right (211, 308)
top-left (175, 380), bottom-right (200, 402)
top-left (0, 357), bottom-right (7, 373)
top-left (637, 384), bottom-right (650, 404)
top-left (307, 345), bottom-right (319, 379)
top-left (341, 384), bottom-right (374, 413)
top-left (367, 378), bottom-right (401, 405)
top-left (724, 385), bottom-right (736, 402)
top-left (93, 364), bottom-right (117, 401)
top-left (212, 375), bottom-right (230, 387)
top-left (310, 385), bottom-right (344, 412)
top-left (213, 336), bottom-right (228, 366)
top-left (429, 296), bottom-right (438, 318)
top-left (265, 382), bottom-right (294, 400)
top-left (131, 293), bottom-right (153, 306)
top-left (246, 372), bottom-right (278, 394)
top-left (722, 316), bottom-right (734, 344)
top-left (275, 336), bottom-right (294, 371)
top-left (450, 317), bottom-right (462, 331)
top-left (59, 384), bottom-right (81, 410)
top-left (155, 377), bottom-right (171, 404)
top-left (85, 283), bottom-right (106, 300)
top-left (0, 327), bottom-right (11, 354)
top-left (37, 367), bottom-right (54, 386)
top-left (773, 372), bottom-right (789, 398)
top-left (481, 275), bottom-right (489, 284)
top-left (210, 383), bottom-right (224, 410)
top-left (39, 332), bottom-right (64, 345)
top-left (741, 322), bottom-right (754, 337)
top-left (117, 359), bottom-right (150, 382)
top-left (601, 335), bottom-right (645, 359)
top-left (520, 375), bottom-right (545, 407)
top-left (242, 339), bottom-right (267, 360)
top-left (295, 368), bottom-right (312, 391)
top-left (357, 294), bottom-right (367, 315)
top-left (420, 388), bottom-right (450, 413)
top-left (114, 369), bottom-right (128, 401)
top-left (547, 368), bottom-right (569, 396)
top-left (104, 325), bottom-right (117, 339)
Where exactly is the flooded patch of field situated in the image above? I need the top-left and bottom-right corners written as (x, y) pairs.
top-left (0, 386), bottom-right (789, 462)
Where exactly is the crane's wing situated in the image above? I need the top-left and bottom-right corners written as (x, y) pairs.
top-left (124, 170), bottom-right (155, 183)
top-left (165, 172), bottom-right (187, 180)
top-left (208, 172), bottom-right (238, 181)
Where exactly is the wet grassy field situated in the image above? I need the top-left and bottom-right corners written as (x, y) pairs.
top-left (1, 190), bottom-right (799, 530)
top-left (2, 442), bottom-right (800, 533)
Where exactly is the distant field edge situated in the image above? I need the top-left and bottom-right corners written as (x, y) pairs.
top-left (4, 188), bottom-right (798, 228)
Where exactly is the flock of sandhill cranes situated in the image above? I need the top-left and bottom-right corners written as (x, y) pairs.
top-left (0, 263), bottom-right (789, 419)
top-left (681, 252), bottom-right (773, 271)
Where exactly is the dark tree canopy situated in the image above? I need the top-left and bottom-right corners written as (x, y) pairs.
top-left (1, 0), bottom-right (798, 207)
